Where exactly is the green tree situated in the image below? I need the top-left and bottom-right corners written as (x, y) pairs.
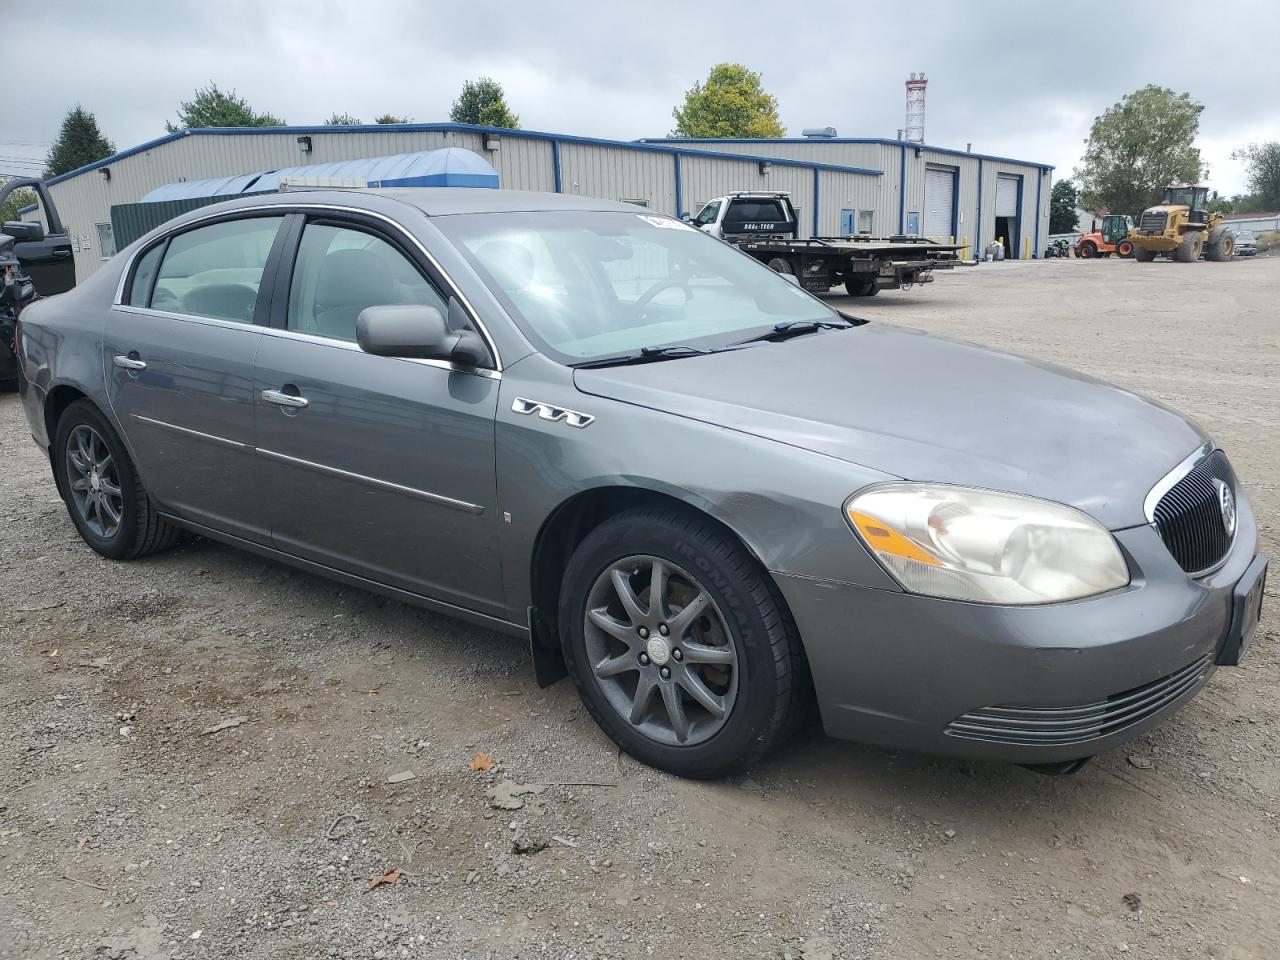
top-left (449, 78), bottom-right (519, 128)
top-left (375, 114), bottom-right (411, 125)
top-left (671, 64), bottom-right (784, 138)
top-left (1, 184), bottom-right (37, 223)
top-left (1074, 85), bottom-right (1205, 217)
top-left (166, 82), bottom-right (284, 132)
top-left (324, 112), bottom-right (361, 126)
top-left (43, 105), bottom-right (115, 178)
top-left (1049, 179), bottom-right (1080, 234)
top-left (1232, 141), bottom-right (1280, 211)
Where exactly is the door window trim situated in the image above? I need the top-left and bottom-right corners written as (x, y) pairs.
top-left (112, 202), bottom-right (503, 371)
top-left (119, 211), bottom-right (291, 326)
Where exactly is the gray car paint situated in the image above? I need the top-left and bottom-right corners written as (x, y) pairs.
top-left (13, 187), bottom-right (1260, 765)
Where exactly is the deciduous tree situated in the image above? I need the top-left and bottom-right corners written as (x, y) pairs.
top-left (1232, 141), bottom-right (1280, 211)
top-left (1049, 179), bottom-right (1080, 234)
top-left (449, 78), bottom-right (518, 128)
top-left (166, 82), bottom-right (284, 132)
top-left (324, 112), bottom-right (361, 126)
top-left (671, 64), bottom-right (784, 139)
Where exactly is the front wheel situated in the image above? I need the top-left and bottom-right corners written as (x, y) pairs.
top-left (1078, 240), bottom-right (1097, 258)
top-left (559, 507), bottom-right (810, 779)
top-left (1174, 231), bottom-right (1204, 262)
top-left (53, 400), bottom-right (179, 560)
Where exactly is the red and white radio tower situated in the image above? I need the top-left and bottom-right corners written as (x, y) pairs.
top-left (905, 73), bottom-right (927, 144)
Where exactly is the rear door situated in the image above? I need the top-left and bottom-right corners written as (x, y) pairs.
top-left (104, 213), bottom-right (292, 541)
top-left (252, 213), bottom-right (505, 616)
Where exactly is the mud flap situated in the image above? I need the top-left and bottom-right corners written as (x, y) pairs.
top-left (528, 605), bottom-right (567, 688)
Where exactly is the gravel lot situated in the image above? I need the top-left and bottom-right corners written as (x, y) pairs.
top-left (2, 254), bottom-right (1276, 960)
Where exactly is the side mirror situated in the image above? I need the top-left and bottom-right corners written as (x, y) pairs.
top-left (356, 303), bottom-right (490, 366)
top-left (680, 214), bottom-right (693, 223)
top-left (2, 221), bottom-right (44, 242)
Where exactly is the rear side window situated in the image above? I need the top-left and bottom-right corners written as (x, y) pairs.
top-left (151, 217), bottom-right (284, 322)
top-left (286, 223), bottom-right (445, 342)
top-left (127, 243), bottom-right (163, 307)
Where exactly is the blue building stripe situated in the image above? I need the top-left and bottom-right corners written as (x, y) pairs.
top-left (812, 168), bottom-right (820, 237)
top-left (898, 143), bottom-right (907, 234)
top-left (551, 140), bottom-right (562, 193)
top-left (673, 152), bottom-right (682, 217)
top-left (975, 157), bottom-right (984, 255)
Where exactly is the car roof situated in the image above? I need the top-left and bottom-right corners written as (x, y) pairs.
top-left (180, 187), bottom-right (648, 219)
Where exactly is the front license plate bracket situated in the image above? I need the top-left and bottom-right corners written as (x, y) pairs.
top-left (1217, 556), bottom-right (1268, 666)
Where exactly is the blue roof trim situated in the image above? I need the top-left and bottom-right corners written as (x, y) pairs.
top-left (637, 136), bottom-right (1055, 171)
top-left (46, 129), bottom-right (191, 185)
top-left (45, 122), bottom-right (884, 187)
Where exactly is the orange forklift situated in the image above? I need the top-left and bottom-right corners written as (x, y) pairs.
top-left (1076, 214), bottom-right (1133, 258)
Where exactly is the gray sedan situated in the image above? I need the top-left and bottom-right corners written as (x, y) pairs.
top-left (14, 189), bottom-right (1267, 778)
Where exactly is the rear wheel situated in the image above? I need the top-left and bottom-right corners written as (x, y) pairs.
top-left (1174, 231), bottom-right (1204, 263)
top-left (1078, 240), bottom-right (1097, 258)
top-left (844, 276), bottom-right (878, 297)
top-left (765, 257), bottom-right (794, 275)
top-left (1132, 245), bottom-right (1157, 262)
top-left (53, 400), bottom-right (179, 560)
top-left (559, 507), bottom-right (810, 779)
top-left (1116, 239), bottom-right (1134, 258)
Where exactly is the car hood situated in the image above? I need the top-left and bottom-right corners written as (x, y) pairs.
top-left (573, 324), bottom-right (1207, 529)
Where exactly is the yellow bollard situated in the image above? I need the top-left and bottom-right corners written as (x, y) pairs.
top-left (960, 236), bottom-right (969, 260)
top-left (1023, 236), bottom-right (1031, 260)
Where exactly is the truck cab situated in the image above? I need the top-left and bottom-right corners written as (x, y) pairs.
top-left (690, 192), bottom-right (798, 241)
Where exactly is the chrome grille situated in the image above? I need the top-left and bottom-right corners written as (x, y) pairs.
top-left (1139, 211), bottom-right (1167, 234)
top-left (1151, 450), bottom-right (1237, 575)
top-left (945, 656), bottom-right (1211, 747)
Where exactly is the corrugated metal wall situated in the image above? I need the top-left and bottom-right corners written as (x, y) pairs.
top-left (682, 159), bottom-right (816, 237)
top-left (558, 142), bottom-right (676, 215)
top-left (980, 161), bottom-right (1050, 258)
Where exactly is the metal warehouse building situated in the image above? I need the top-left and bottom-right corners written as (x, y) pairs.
top-left (35, 122), bottom-right (1052, 283)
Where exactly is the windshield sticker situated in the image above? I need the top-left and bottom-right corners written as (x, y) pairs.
top-left (637, 214), bottom-right (695, 231)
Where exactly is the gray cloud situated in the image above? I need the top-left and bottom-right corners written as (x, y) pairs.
top-left (3, 0), bottom-right (1275, 194)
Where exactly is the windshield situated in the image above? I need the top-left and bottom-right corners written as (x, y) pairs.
top-left (438, 210), bottom-right (837, 363)
top-left (1163, 187), bottom-right (1196, 207)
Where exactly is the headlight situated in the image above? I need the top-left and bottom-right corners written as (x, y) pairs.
top-left (845, 483), bottom-right (1129, 604)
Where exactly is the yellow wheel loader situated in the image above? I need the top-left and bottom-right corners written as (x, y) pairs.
top-left (1129, 185), bottom-right (1235, 263)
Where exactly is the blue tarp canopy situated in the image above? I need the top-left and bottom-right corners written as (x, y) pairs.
top-left (138, 148), bottom-right (498, 203)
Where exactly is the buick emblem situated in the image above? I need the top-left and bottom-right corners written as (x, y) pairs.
top-left (1213, 479), bottom-right (1237, 538)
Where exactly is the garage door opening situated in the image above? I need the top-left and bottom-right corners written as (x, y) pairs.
top-left (924, 165), bottom-right (956, 240)
top-left (995, 174), bottom-right (1021, 259)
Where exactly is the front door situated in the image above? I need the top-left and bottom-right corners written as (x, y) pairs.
top-left (104, 214), bottom-right (288, 541)
top-left (252, 216), bottom-right (504, 616)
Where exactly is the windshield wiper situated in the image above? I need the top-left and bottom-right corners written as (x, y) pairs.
top-left (572, 345), bottom-right (723, 369)
top-left (731, 318), bottom-right (854, 346)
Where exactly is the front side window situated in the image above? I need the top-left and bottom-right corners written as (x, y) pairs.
top-left (439, 210), bottom-right (837, 364)
top-left (151, 217), bottom-right (283, 322)
top-left (693, 200), bottom-right (721, 226)
top-left (286, 223), bottom-right (446, 342)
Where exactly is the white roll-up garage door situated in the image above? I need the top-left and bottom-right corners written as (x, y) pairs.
top-left (995, 175), bottom-right (1020, 217)
top-left (923, 166), bottom-right (954, 238)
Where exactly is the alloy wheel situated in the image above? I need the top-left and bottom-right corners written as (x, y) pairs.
top-left (583, 555), bottom-right (738, 746)
top-left (65, 424), bottom-right (124, 539)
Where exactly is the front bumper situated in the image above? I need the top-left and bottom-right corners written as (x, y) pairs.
top-left (775, 498), bottom-right (1260, 763)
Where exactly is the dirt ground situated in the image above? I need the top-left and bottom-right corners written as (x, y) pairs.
top-left (2, 255), bottom-right (1277, 960)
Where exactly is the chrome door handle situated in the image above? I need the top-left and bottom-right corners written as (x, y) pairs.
top-left (112, 355), bottom-right (147, 371)
top-left (261, 389), bottom-right (309, 409)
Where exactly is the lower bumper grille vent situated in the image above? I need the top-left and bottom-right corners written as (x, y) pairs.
top-left (945, 656), bottom-right (1211, 747)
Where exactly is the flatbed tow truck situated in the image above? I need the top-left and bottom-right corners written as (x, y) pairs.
top-left (686, 191), bottom-right (960, 296)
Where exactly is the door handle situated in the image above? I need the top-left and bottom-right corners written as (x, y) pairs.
top-left (261, 389), bottom-right (309, 409)
top-left (112, 355), bottom-right (147, 371)
top-left (53, 248), bottom-right (72, 259)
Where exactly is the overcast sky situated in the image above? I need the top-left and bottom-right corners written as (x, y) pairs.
top-left (3, 1), bottom-right (1276, 195)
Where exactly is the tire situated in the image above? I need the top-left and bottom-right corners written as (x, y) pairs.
top-left (1174, 231), bottom-right (1204, 263)
top-left (559, 506), bottom-right (811, 779)
top-left (53, 399), bottom-right (179, 561)
top-left (1116, 239), bottom-right (1134, 258)
top-left (845, 276), bottom-right (878, 297)
top-left (1206, 226), bottom-right (1235, 262)
top-left (765, 257), bottom-right (794, 275)
top-left (1078, 241), bottom-right (1097, 258)
top-left (1132, 245), bottom-right (1157, 262)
